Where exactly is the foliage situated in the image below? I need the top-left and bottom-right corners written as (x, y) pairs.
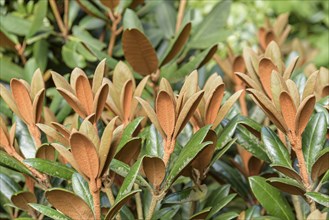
top-left (0, 0), bottom-right (328, 220)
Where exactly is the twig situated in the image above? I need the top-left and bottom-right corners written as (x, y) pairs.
top-left (134, 184), bottom-right (143, 220)
top-left (49, 0), bottom-right (67, 37)
top-left (89, 179), bottom-right (101, 220)
top-left (292, 195), bottom-right (303, 220)
top-left (64, 0), bottom-right (69, 31)
top-left (107, 11), bottom-right (122, 57)
top-left (15, 42), bottom-right (27, 64)
top-left (175, 0), bottom-right (187, 34)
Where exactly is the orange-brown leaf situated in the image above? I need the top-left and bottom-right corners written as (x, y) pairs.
top-left (93, 83), bottom-right (109, 122)
top-left (156, 91), bottom-right (176, 139)
top-left (36, 144), bottom-right (55, 160)
top-left (279, 91), bottom-right (297, 132)
top-left (46, 189), bottom-right (94, 219)
top-left (295, 95), bottom-right (315, 135)
top-left (122, 29), bottom-right (158, 75)
top-left (11, 79), bottom-right (34, 124)
top-left (11, 191), bottom-right (37, 211)
top-left (143, 156), bottom-right (165, 187)
top-left (75, 75), bottom-right (94, 115)
top-left (57, 88), bottom-right (87, 118)
top-left (32, 89), bottom-right (45, 123)
top-left (205, 84), bottom-right (225, 124)
top-left (121, 80), bottom-right (134, 123)
top-left (70, 132), bottom-right (99, 179)
top-left (259, 58), bottom-right (278, 99)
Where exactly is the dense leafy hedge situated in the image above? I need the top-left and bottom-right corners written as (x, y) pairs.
top-left (0, 1), bottom-right (328, 220)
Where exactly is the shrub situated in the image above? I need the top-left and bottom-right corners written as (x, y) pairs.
top-left (0, 1), bottom-right (328, 220)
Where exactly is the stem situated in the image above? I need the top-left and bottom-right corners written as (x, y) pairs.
top-left (134, 184), bottom-right (143, 220)
top-left (163, 139), bottom-right (176, 165)
top-left (15, 41), bottom-right (26, 64)
top-left (49, 0), bottom-right (67, 37)
top-left (107, 11), bottom-right (122, 56)
top-left (102, 185), bottom-right (121, 220)
top-left (292, 195), bottom-right (303, 220)
top-left (90, 180), bottom-right (101, 220)
top-left (146, 194), bottom-right (158, 220)
top-left (64, 0), bottom-right (69, 31)
top-left (175, 0), bottom-right (187, 34)
top-left (289, 134), bottom-right (309, 187)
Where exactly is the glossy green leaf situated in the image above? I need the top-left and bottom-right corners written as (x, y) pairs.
top-left (110, 159), bottom-right (150, 188)
top-left (261, 127), bottom-right (291, 167)
top-left (141, 125), bottom-right (164, 158)
top-left (249, 176), bottom-right (294, 220)
top-left (206, 194), bottom-right (236, 220)
top-left (116, 157), bottom-right (144, 201)
top-left (0, 151), bottom-right (32, 176)
top-left (152, 205), bottom-right (180, 220)
top-left (29, 203), bottom-right (71, 220)
top-left (216, 116), bottom-right (239, 149)
top-left (24, 158), bottom-right (75, 180)
top-left (105, 190), bottom-right (141, 220)
top-left (210, 138), bottom-right (236, 167)
top-left (213, 212), bottom-right (239, 220)
top-left (76, 0), bottom-right (108, 20)
top-left (305, 192), bottom-right (329, 207)
top-left (15, 116), bottom-right (36, 158)
top-left (72, 173), bottom-right (94, 211)
top-left (0, 173), bottom-right (21, 200)
top-left (190, 207), bottom-right (212, 220)
top-left (27, 0), bottom-right (48, 37)
top-left (165, 126), bottom-right (212, 189)
top-left (163, 185), bottom-right (207, 204)
top-left (302, 113), bottom-right (326, 173)
top-left (117, 117), bottom-right (143, 150)
top-left (123, 9), bottom-right (143, 32)
top-left (0, 57), bottom-right (23, 82)
top-left (189, 0), bottom-right (231, 49)
top-left (235, 125), bottom-right (269, 162)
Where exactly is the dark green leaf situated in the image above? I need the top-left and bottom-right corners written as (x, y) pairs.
top-left (76, 0), bottom-right (108, 20)
top-left (216, 116), bottom-right (239, 149)
top-left (0, 57), bottom-right (23, 82)
top-left (27, 0), bottom-right (48, 37)
top-left (213, 212), bottom-right (239, 220)
top-left (205, 194), bottom-right (236, 220)
top-left (163, 184), bottom-right (207, 204)
top-left (0, 173), bottom-right (21, 200)
top-left (29, 203), bottom-right (71, 220)
top-left (0, 151), bottom-right (32, 176)
top-left (72, 26), bottom-right (106, 51)
top-left (189, 0), bottom-right (231, 49)
top-left (105, 190), bottom-right (141, 220)
top-left (305, 192), bottom-right (329, 207)
top-left (261, 127), bottom-right (291, 167)
top-left (302, 113), bottom-right (326, 173)
top-left (72, 173), bottom-right (94, 211)
top-left (152, 206), bottom-right (180, 220)
top-left (117, 117), bottom-right (144, 150)
top-left (123, 9), bottom-right (143, 32)
top-left (249, 176), bottom-right (294, 220)
top-left (165, 126), bottom-right (212, 189)
top-left (24, 158), bottom-right (74, 180)
top-left (141, 125), bottom-right (164, 158)
top-left (110, 159), bottom-right (150, 188)
top-left (33, 39), bottom-right (48, 72)
top-left (190, 207), bottom-right (212, 220)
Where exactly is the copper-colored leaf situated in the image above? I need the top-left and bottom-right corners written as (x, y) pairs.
top-left (0, 124), bottom-right (10, 149)
top-left (235, 72), bottom-right (263, 91)
top-left (115, 138), bottom-right (141, 164)
top-left (99, 118), bottom-right (117, 176)
top-left (31, 69), bottom-right (45, 100)
top-left (269, 181), bottom-right (304, 195)
top-left (197, 45), bottom-right (218, 68)
top-left (122, 29), bottom-right (158, 75)
top-left (286, 79), bottom-right (300, 108)
top-left (51, 122), bottom-right (70, 139)
top-left (143, 156), bottom-right (165, 187)
top-left (121, 80), bottom-right (134, 123)
top-left (280, 91), bottom-right (296, 132)
top-left (191, 130), bottom-right (217, 175)
top-left (295, 95), bottom-right (315, 135)
top-left (135, 97), bottom-right (165, 138)
top-left (92, 59), bottom-right (106, 94)
top-left (79, 119), bottom-right (100, 151)
top-left (57, 88), bottom-right (87, 118)
top-left (273, 13), bottom-right (289, 36)
top-left (311, 151), bottom-right (329, 181)
top-left (75, 75), bottom-right (94, 115)
top-left (265, 41), bottom-right (283, 73)
top-left (46, 189), bottom-right (94, 219)
top-left (32, 89), bottom-right (45, 123)
top-left (0, 84), bottom-right (21, 118)
top-left (93, 83), bottom-right (109, 122)
top-left (160, 23), bottom-right (191, 66)
top-left (272, 165), bottom-right (303, 183)
top-left (205, 84), bottom-right (225, 124)
top-left (265, 31), bottom-right (275, 46)
top-left (213, 90), bottom-right (243, 128)
top-left (100, 0), bottom-right (119, 10)
top-left (258, 27), bottom-right (267, 50)
top-left (174, 90), bottom-right (204, 137)
top-left (113, 61), bottom-right (134, 93)
top-left (176, 70), bottom-right (198, 113)
top-left (233, 56), bottom-right (245, 73)
top-left (258, 58), bottom-right (278, 98)
top-left (11, 79), bottom-right (34, 125)
top-left (302, 71), bottom-right (318, 100)
top-left (36, 144), bottom-right (55, 160)
top-left (283, 56), bottom-right (299, 80)
top-left (131, 75), bottom-right (149, 119)
top-left (156, 91), bottom-right (176, 139)
top-left (70, 132), bottom-right (99, 179)
top-left (11, 191), bottom-right (37, 211)
top-left (51, 71), bottom-right (75, 94)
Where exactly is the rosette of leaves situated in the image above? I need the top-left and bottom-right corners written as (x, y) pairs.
top-left (46, 117), bottom-right (120, 219)
top-left (190, 72), bottom-right (242, 130)
top-left (0, 69), bottom-right (45, 147)
top-left (51, 60), bottom-right (109, 124)
top-left (136, 72), bottom-right (204, 165)
top-left (258, 13), bottom-right (291, 51)
top-left (104, 61), bottom-right (149, 125)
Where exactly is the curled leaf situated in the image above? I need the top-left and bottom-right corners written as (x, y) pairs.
top-left (143, 156), bottom-right (166, 187)
top-left (156, 91), bottom-right (176, 139)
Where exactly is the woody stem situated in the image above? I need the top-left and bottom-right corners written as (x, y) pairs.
top-left (163, 138), bottom-right (176, 165)
top-left (90, 179), bottom-right (101, 220)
